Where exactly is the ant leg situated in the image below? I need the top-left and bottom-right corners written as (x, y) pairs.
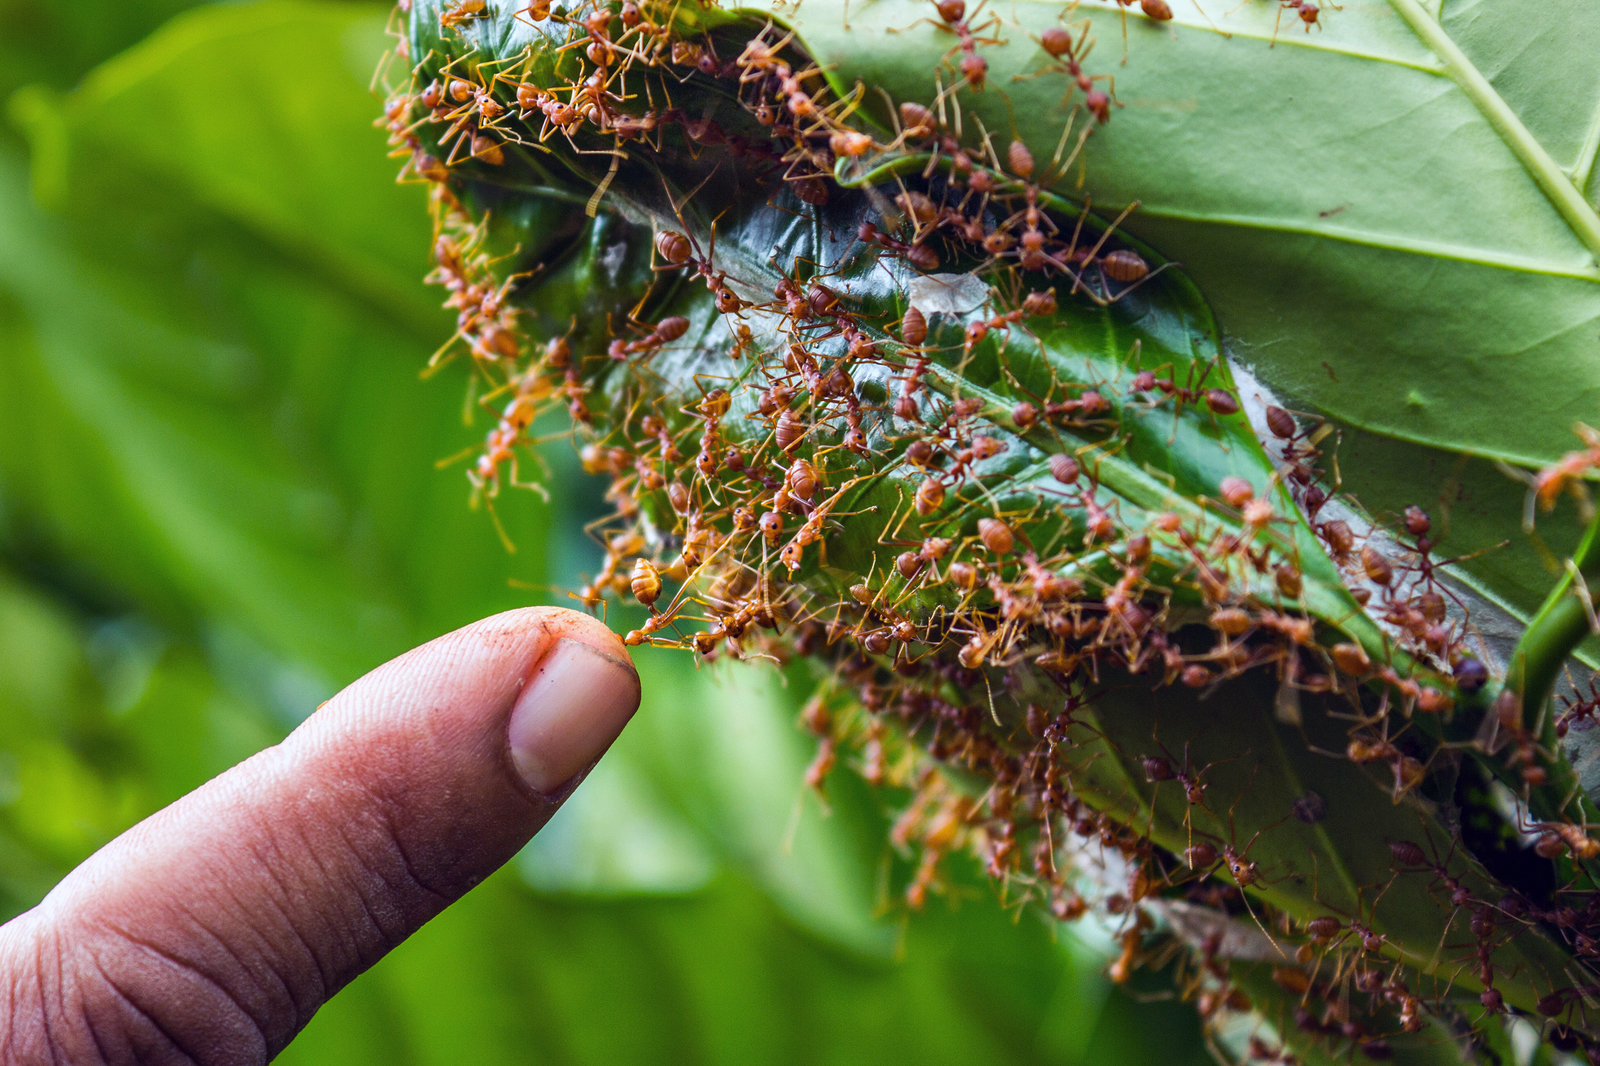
top-left (1188, 0), bottom-right (1231, 37)
top-left (1070, 200), bottom-right (1140, 296)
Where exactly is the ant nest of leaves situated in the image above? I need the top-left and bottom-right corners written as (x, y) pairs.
top-left (380, 0), bottom-right (1600, 1058)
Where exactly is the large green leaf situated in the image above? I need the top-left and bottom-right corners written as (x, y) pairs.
top-left (392, 2), bottom-right (1600, 1053)
top-left (0, 3), bottom-right (540, 681)
top-left (0, 0), bottom-right (211, 113)
top-left (786, 0), bottom-right (1600, 463)
top-left (1058, 673), bottom-right (1577, 1019)
top-left (719, 0), bottom-right (1600, 632)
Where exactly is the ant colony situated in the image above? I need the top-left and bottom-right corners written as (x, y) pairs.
top-left (378, 0), bottom-right (1600, 1061)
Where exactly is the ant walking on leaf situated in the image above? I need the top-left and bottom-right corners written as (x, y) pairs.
top-left (1014, 19), bottom-right (1117, 124)
top-left (439, 0), bottom-right (487, 31)
top-left (1228, 0), bottom-right (1339, 46)
top-left (1180, 761), bottom-right (1292, 945)
top-left (888, 0), bottom-right (1007, 93)
top-left (1270, 0), bottom-right (1335, 43)
top-left (1497, 421), bottom-right (1600, 533)
top-left (1141, 732), bottom-right (1239, 849)
top-left (653, 220), bottom-right (750, 318)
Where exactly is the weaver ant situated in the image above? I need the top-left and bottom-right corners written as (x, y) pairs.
top-left (1499, 421), bottom-right (1600, 532)
top-left (1142, 735), bottom-right (1229, 820)
top-left (1019, 21), bottom-right (1115, 122)
top-left (1230, 0), bottom-right (1338, 46)
top-left (1271, 0), bottom-right (1330, 43)
top-left (438, 0), bottom-right (486, 30)
top-left (1123, 357), bottom-right (1238, 444)
top-left (653, 214), bottom-right (749, 316)
top-left (889, 0), bottom-right (1006, 92)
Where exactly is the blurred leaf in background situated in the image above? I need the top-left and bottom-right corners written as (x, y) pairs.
top-left (0, 0), bottom-right (1213, 1061)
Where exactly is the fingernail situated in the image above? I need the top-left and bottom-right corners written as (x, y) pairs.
top-left (508, 638), bottom-right (640, 795)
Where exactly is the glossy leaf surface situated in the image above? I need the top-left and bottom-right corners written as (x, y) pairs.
top-left (740, 0), bottom-right (1600, 631)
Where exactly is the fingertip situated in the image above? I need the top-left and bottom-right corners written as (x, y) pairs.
top-left (0, 606), bottom-right (646, 1064)
top-left (332, 607), bottom-right (635, 735)
top-left (506, 634), bottom-right (640, 796)
top-left (371, 605), bottom-right (642, 796)
top-left (513, 605), bottom-right (638, 676)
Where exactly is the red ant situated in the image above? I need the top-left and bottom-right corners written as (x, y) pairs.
top-left (653, 218), bottom-right (749, 316)
top-left (1142, 736), bottom-right (1228, 819)
top-left (1557, 674), bottom-right (1600, 739)
top-left (1273, 0), bottom-right (1329, 43)
top-left (1197, 774), bottom-right (1286, 888)
top-left (733, 25), bottom-right (801, 87)
top-left (914, 0), bottom-right (1007, 92)
top-left (1346, 731), bottom-right (1426, 800)
top-left (1231, 0), bottom-right (1338, 46)
top-left (1500, 421), bottom-right (1600, 532)
top-left (857, 219), bottom-right (941, 273)
top-left (960, 305), bottom-right (1032, 354)
top-left (1000, 183), bottom-right (1062, 272)
top-left (606, 314), bottom-right (691, 360)
top-left (570, 6), bottom-right (631, 70)
top-left (438, 0), bottom-right (486, 30)
top-left (1259, 403), bottom-right (1339, 517)
top-left (1181, 789), bottom-right (1289, 943)
top-left (512, 0), bottom-right (552, 23)
top-left (1044, 198), bottom-right (1165, 301)
top-left (1025, 22), bottom-right (1114, 123)
top-left (891, 535), bottom-right (955, 583)
top-left (1141, 735), bottom-right (1239, 879)
top-left (998, 191), bottom-right (1155, 306)
top-left (420, 63), bottom-right (517, 165)
top-left (453, 365), bottom-right (566, 548)
top-left (1126, 359), bottom-right (1239, 439)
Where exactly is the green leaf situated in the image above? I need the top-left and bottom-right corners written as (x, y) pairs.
top-left (0, 0), bottom-right (557, 683)
top-left (281, 864), bottom-right (1209, 1066)
top-left (12, 0), bottom-right (436, 325)
top-left (736, 0), bottom-right (1600, 633)
top-left (782, 0), bottom-right (1600, 460)
top-left (0, 0), bottom-right (211, 111)
top-left (1056, 671), bottom-right (1576, 1018)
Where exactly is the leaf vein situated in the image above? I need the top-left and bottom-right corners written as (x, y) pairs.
top-left (1386, 0), bottom-right (1600, 262)
top-left (1123, 205), bottom-right (1600, 281)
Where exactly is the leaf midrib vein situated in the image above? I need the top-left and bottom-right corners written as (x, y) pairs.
top-left (1023, 0), bottom-right (1600, 266)
top-left (1115, 205), bottom-right (1600, 281)
top-left (1386, 0), bottom-right (1600, 263)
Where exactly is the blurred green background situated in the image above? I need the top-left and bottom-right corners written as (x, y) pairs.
top-left (0, 2), bottom-right (1211, 1060)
